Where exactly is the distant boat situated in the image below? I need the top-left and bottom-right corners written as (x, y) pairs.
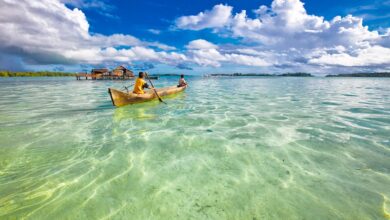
top-left (108, 86), bottom-right (186, 107)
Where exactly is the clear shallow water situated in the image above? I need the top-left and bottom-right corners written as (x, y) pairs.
top-left (0, 76), bottom-right (389, 219)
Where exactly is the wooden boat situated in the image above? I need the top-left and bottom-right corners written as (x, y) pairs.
top-left (108, 86), bottom-right (186, 107)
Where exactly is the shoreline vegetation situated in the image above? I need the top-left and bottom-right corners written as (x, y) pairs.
top-left (208, 73), bottom-right (313, 77)
top-left (0, 71), bottom-right (76, 77)
top-left (325, 72), bottom-right (390, 77)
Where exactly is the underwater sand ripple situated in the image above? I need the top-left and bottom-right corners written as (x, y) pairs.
top-left (0, 77), bottom-right (389, 219)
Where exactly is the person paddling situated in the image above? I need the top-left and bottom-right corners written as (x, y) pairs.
top-left (133, 72), bottom-right (150, 94)
top-left (177, 74), bottom-right (187, 87)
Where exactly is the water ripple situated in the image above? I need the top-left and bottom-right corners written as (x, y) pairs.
top-left (0, 77), bottom-right (389, 219)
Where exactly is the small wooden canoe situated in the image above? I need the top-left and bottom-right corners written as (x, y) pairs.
top-left (108, 86), bottom-right (186, 107)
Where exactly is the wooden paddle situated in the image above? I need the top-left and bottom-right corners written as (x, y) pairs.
top-left (145, 72), bottom-right (166, 104)
top-left (122, 83), bottom-right (135, 93)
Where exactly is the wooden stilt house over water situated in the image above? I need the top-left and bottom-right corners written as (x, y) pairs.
top-left (76, 66), bottom-right (135, 80)
top-left (112, 66), bottom-right (134, 79)
top-left (91, 68), bottom-right (109, 79)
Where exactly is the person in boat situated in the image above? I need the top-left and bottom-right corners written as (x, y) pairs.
top-left (178, 74), bottom-right (187, 87)
top-left (133, 72), bottom-right (150, 94)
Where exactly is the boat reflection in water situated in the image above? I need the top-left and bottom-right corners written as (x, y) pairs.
top-left (111, 91), bottom-right (187, 138)
top-left (113, 101), bottom-right (159, 122)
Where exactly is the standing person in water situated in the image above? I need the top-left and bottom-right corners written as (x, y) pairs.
top-left (133, 72), bottom-right (150, 94)
top-left (178, 74), bottom-right (187, 87)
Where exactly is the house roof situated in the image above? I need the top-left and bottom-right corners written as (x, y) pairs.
top-left (114, 65), bottom-right (128, 70)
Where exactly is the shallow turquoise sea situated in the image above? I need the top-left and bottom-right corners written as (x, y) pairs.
top-left (0, 76), bottom-right (389, 219)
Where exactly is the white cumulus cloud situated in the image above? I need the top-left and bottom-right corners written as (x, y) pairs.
top-left (175, 0), bottom-right (390, 71)
top-left (185, 39), bottom-right (270, 67)
top-left (186, 39), bottom-right (218, 50)
top-left (175, 4), bottom-right (233, 30)
top-left (0, 0), bottom-right (181, 67)
top-left (1, 0), bottom-right (390, 73)
top-left (309, 46), bottom-right (390, 67)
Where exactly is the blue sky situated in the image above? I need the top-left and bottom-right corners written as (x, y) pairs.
top-left (1, 0), bottom-right (390, 74)
top-left (82, 0), bottom-right (390, 34)
top-left (78, 0), bottom-right (390, 48)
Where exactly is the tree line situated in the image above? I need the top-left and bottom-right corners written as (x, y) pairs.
top-left (0, 71), bottom-right (76, 77)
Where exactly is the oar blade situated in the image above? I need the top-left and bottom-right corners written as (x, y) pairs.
top-left (145, 72), bottom-right (167, 104)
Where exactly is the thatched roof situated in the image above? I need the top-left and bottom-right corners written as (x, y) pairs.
top-left (113, 66), bottom-right (134, 76)
top-left (114, 65), bottom-right (128, 71)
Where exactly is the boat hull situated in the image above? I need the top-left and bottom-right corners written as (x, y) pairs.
top-left (108, 86), bottom-right (186, 107)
